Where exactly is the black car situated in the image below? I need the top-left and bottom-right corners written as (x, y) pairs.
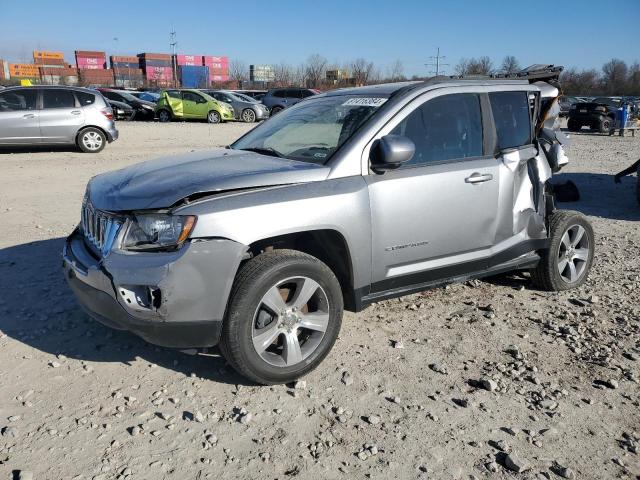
top-left (567, 97), bottom-right (618, 133)
top-left (97, 88), bottom-right (156, 121)
top-left (558, 96), bottom-right (583, 117)
top-left (107, 99), bottom-right (135, 121)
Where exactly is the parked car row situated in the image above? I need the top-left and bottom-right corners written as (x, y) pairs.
top-left (566, 95), bottom-right (639, 133)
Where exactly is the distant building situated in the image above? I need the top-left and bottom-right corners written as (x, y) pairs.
top-left (250, 64), bottom-right (275, 83)
top-left (326, 69), bottom-right (349, 83)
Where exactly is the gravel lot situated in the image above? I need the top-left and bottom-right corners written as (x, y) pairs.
top-left (0, 121), bottom-right (638, 480)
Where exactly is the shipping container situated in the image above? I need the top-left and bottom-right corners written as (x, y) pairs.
top-left (0, 60), bottom-right (4, 81)
top-left (77, 56), bottom-right (106, 69)
top-left (34, 57), bottom-right (66, 66)
top-left (113, 67), bottom-right (144, 77)
top-left (1, 61), bottom-right (9, 81)
top-left (75, 50), bottom-right (106, 57)
top-left (111, 61), bottom-right (140, 70)
top-left (40, 67), bottom-right (79, 76)
top-left (144, 66), bottom-right (173, 82)
top-left (33, 50), bottom-right (65, 61)
top-left (203, 55), bottom-right (229, 65)
top-left (140, 59), bottom-right (172, 68)
top-left (110, 55), bottom-right (139, 64)
top-left (9, 63), bottom-right (41, 77)
top-left (179, 65), bottom-right (209, 88)
top-left (175, 54), bottom-right (203, 66)
top-left (210, 74), bottom-right (230, 82)
top-left (138, 52), bottom-right (171, 60)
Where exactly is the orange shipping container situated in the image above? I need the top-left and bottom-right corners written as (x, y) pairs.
top-left (9, 63), bottom-right (41, 76)
top-left (33, 50), bottom-right (64, 60)
top-left (110, 55), bottom-right (139, 63)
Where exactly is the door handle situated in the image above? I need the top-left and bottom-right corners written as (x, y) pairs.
top-left (23, 113), bottom-right (35, 119)
top-left (71, 110), bottom-right (81, 115)
top-left (465, 172), bottom-right (493, 184)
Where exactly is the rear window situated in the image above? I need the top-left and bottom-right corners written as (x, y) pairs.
top-left (272, 90), bottom-right (286, 98)
top-left (76, 91), bottom-right (95, 106)
top-left (42, 89), bottom-right (76, 109)
top-left (489, 91), bottom-right (531, 150)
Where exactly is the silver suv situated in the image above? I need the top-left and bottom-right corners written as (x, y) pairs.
top-left (0, 86), bottom-right (118, 153)
top-left (63, 66), bottom-right (594, 384)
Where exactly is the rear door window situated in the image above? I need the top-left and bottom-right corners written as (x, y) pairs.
top-left (0, 89), bottom-right (38, 111)
top-left (390, 93), bottom-right (484, 166)
top-left (42, 89), bottom-right (77, 109)
top-left (272, 90), bottom-right (286, 98)
top-left (76, 91), bottom-right (95, 106)
top-left (489, 91), bottom-right (531, 150)
top-left (166, 90), bottom-right (182, 99)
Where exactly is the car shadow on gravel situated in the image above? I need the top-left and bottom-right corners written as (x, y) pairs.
top-left (0, 145), bottom-right (84, 155)
top-left (0, 237), bottom-right (253, 386)
top-left (552, 172), bottom-right (639, 221)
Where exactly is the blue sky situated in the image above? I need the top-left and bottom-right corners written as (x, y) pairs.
top-left (1, 0), bottom-right (638, 76)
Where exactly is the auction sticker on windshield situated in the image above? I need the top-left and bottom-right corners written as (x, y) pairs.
top-left (342, 97), bottom-right (388, 107)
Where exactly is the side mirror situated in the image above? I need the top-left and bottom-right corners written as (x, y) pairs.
top-left (371, 135), bottom-right (415, 172)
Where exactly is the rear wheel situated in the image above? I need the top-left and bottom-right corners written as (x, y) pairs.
top-left (567, 119), bottom-right (581, 132)
top-left (220, 250), bottom-right (343, 385)
top-left (270, 106), bottom-right (283, 115)
top-left (157, 109), bottom-right (171, 123)
top-left (208, 110), bottom-right (221, 124)
top-left (241, 108), bottom-right (256, 123)
top-left (599, 117), bottom-right (613, 134)
top-left (530, 210), bottom-right (594, 291)
top-left (77, 127), bottom-right (106, 153)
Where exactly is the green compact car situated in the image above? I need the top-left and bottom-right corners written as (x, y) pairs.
top-left (156, 89), bottom-right (234, 123)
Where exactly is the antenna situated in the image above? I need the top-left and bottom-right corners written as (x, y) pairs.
top-left (425, 47), bottom-right (449, 76)
top-left (170, 29), bottom-right (178, 87)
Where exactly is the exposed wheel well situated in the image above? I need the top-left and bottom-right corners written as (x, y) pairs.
top-left (247, 230), bottom-right (356, 311)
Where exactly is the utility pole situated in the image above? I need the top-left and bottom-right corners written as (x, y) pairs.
top-left (113, 37), bottom-right (120, 88)
top-left (425, 47), bottom-right (449, 76)
top-left (170, 29), bottom-right (178, 88)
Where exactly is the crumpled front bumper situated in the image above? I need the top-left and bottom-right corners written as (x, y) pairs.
top-left (62, 228), bottom-right (247, 348)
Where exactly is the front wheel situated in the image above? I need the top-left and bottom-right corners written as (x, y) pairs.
top-left (270, 106), bottom-right (283, 116)
top-left (599, 117), bottom-right (613, 134)
top-left (530, 210), bottom-right (594, 291)
top-left (220, 250), bottom-right (344, 385)
top-left (207, 110), bottom-right (221, 124)
top-left (567, 119), bottom-right (581, 132)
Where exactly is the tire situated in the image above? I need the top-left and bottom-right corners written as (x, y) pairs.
top-left (530, 210), bottom-right (594, 291)
top-left (567, 119), bottom-right (581, 132)
top-left (77, 127), bottom-right (106, 153)
top-left (157, 109), bottom-right (171, 123)
top-left (220, 250), bottom-right (344, 385)
top-left (270, 106), bottom-right (283, 115)
top-left (599, 117), bottom-right (613, 134)
top-left (207, 110), bottom-right (221, 124)
top-left (241, 108), bottom-right (257, 123)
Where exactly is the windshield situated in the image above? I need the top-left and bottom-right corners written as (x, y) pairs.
top-left (232, 92), bottom-right (257, 103)
top-left (231, 94), bottom-right (388, 164)
top-left (117, 91), bottom-right (139, 102)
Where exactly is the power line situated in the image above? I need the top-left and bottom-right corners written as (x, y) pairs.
top-left (425, 47), bottom-right (449, 76)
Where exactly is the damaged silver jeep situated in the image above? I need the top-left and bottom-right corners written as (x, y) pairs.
top-left (63, 65), bottom-right (594, 384)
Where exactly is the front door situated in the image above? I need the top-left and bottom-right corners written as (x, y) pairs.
top-left (0, 88), bottom-right (40, 144)
top-left (366, 92), bottom-right (500, 292)
top-left (164, 90), bottom-right (184, 118)
top-left (182, 91), bottom-right (209, 119)
top-left (39, 88), bottom-right (85, 143)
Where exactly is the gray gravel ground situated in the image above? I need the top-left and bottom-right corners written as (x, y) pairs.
top-left (0, 121), bottom-right (638, 479)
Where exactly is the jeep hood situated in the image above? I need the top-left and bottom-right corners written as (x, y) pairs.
top-left (88, 149), bottom-right (330, 211)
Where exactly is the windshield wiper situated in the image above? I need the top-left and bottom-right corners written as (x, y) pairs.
top-left (240, 147), bottom-right (286, 158)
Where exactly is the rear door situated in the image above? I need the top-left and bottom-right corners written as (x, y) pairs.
top-left (182, 91), bottom-right (209, 119)
top-left (0, 88), bottom-right (40, 144)
top-left (39, 89), bottom-right (85, 143)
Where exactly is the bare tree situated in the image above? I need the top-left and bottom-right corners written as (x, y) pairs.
top-left (350, 58), bottom-right (375, 85)
top-left (455, 56), bottom-right (494, 76)
top-left (500, 55), bottom-right (521, 74)
top-left (601, 58), bottom-right (628, 95)
top-left (229, 60), bottom-right (248, 84)
top-left (387, 59), bottom-right (405, 81)
top-left (305, 54), bottom-right (328, 88)
top-left (273, 62), bottom-right (293, 86)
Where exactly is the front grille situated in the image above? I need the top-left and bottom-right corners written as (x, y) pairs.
top-left (81, 200), bottom-right (123, 257)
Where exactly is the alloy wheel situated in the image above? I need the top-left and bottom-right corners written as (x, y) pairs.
top-left (252, 276), bottom-right (330, 367)
top-left (242, 109), bottom-right (256, 122)
top-left (557, 224), bottom-right (590, 283)
top-left (82, 131), bottom-right (103, 151)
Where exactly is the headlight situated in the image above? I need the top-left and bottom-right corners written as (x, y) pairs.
top-left (595, 106), bottom-right (606, 112)
top-left (141, 104), bottom-right (154, 110)
top-left (122, 214), bottom-right (196, 251)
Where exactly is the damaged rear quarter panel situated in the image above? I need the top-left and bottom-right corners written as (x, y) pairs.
top-left (175, 176), bottom-right (372, 290)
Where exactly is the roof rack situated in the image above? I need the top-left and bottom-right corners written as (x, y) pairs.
top-left (443, 65), bottom-right (563, 84)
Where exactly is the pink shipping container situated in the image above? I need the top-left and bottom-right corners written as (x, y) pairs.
top-left (203, 55), bottom-right (229, 66)
top-left (210, 74), bottom-right (229, 82)
top-left (176, 54), bottom-right (203, 66)
top-left (145, 66), bottom-right (173, 81)
top-left (77, 56), bottom-right (106, 69)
